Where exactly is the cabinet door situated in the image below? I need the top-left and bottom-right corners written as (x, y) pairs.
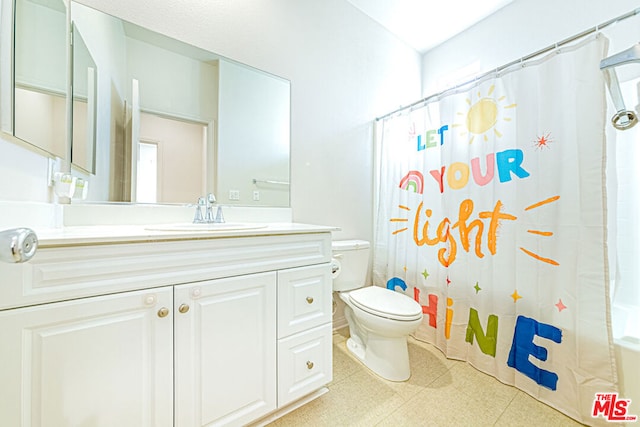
top-left (0, 287), bottom-right (174, 427)
top-left (174, 272), bottom-right (277, 427)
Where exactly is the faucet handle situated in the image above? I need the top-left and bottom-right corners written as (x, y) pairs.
top-left (214, 205), bottom-right (225, 223)
top-left (193, 197), bottom-right (206, 223)
top-left (207, 193), bottom-right (216, 204)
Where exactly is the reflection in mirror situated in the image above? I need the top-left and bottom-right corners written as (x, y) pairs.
top-left (70, 2), bottom-right (290, 207)
top-left (137, 112), bottom-right (207, 204)
top-left (13, 0), bottom-right (67, 158)
top-left (71, 23), bottom-right (97, 174)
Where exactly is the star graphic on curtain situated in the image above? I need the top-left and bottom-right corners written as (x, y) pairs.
top-left (422, 269), bottom-right (429, 279)
top-left (446, 277), bottom-right (451, 286)
top-left (534, 132), bottom-right (553, 150)
top-left (555, 299), bottom-right (567, 312)
top-left (403, 266), bottom-right (408, 272)
top-left (511, 290), bottom-right (522, 302)
top-left (474, 282), bottom-right (482, 294)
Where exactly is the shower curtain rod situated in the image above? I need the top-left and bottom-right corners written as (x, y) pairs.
top-left (375, 7), bottom-right (640, 122)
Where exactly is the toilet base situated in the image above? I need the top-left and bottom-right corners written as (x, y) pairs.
top-left (345, 333), bottom-right (411, 382)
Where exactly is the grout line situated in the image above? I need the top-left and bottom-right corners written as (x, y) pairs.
top-left (492, 390), bottom-right (521, 426)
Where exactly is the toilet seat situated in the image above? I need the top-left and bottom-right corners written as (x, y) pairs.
top-left (348, 286), bottom-right (423, 321)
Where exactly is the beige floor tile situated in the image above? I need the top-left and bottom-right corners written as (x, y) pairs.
top-left (494, 391), bottom-right (586, 426)
top-left (376, 382), bottom-right (505, 427)
top-left (431, 362), bottom-right (520, 411)
top-left (269, 369), bottom-right (406, 426)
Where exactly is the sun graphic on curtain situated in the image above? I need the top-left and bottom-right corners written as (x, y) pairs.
top-left (452, 84), bottom-right (517, 144)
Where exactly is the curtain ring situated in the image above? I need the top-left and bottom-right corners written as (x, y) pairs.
top-left (612, 110), bottom-right (638, 130)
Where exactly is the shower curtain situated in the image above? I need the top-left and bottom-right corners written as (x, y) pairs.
top-left (373, 35), bottom-right (619, 425)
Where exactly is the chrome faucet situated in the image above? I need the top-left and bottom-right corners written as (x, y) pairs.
top-left (193, 193), bottom-right (225, 224)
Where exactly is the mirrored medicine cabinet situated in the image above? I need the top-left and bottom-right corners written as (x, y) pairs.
top-left (2, 0), bottom-right (290, 207)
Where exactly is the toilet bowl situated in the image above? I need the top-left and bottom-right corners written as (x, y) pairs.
top-left (332, 240), bottom-right (423, 381)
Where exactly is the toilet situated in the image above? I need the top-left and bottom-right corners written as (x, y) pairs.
top-left (332, 240), bottom-right (423, 381)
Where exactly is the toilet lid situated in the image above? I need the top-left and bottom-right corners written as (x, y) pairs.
top-left (348, 286), bottom-right (423, 321)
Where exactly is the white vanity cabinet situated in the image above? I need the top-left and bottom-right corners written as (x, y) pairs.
top-left (0, 226), bottom-right (334, 427)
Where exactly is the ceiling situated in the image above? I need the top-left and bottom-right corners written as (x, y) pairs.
top-left (347, 0), bottom-right (514, 53)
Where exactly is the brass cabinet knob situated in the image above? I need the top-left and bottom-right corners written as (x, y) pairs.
top-left (306, 361), bottom-right (314, 370)
top-left (306, 297), bottom-right (314, 304)
top-left (178, 304), bottom-right (190, 314)
top-left (157, 307), bottom-right (170, 318)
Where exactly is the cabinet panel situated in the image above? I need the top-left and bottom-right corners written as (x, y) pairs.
top-left (278, 323), bottom-right (333, 407)
top-left (277, 264), bottom-right (332, 339)
top-left (0, 287), bottom-right (173, 427)
top-left (0, 232), bottom-right (331, 310)
top-left (174, 272), bottom-right (277, 427)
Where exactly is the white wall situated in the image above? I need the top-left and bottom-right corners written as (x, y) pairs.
top-left (421, 0), bottom-right (640, 96)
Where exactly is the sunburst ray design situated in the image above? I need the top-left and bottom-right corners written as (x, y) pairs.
top-left (519, 247), bottom-right (560, 266)
top-left (524, 195), bottom-right (560, 211)
top-left (527, 230), bottom-right (553, 236)
top-left (520, 195), bottom-right (560, 265)
top-left (391, 205), bottom-right (411, 235)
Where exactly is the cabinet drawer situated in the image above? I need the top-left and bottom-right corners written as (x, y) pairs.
top-left (0, 233), bottom-right (331, 310)
top-left (277, 323), bottom-right (333, 407)
top-left (277, 264), bottom-right (332, 338)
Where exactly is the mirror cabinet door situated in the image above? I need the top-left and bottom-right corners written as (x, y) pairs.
top-left (13, 0), bottom-right (68, 159)
top-left (71, 23), bottom-right (97, 174)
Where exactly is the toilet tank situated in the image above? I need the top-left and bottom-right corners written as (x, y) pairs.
top-left (332, 240), bottom-right (370, 292)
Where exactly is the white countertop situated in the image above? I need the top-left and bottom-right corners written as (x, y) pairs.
top-left (33, 223), bottom-right (339, 247)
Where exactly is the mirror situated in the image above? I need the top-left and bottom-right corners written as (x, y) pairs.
top-left (13, 0), bottom-right (68, 159)
top-left (71, 23), bottom-right (97, 174)
top-left (69, 2), bottom-right (290, 206)
top-left (5, 0), bottom-right (290, 207)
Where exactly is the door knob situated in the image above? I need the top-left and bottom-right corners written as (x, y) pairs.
top-left (157, 307), bottom-right (170, 318)
top-left (0, 228), bottom-right (38, 263)
top-left (178, 304), bottom-right (190, 314)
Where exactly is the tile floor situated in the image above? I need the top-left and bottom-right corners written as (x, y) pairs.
top-left (268, 328), bottom-right (585, 426)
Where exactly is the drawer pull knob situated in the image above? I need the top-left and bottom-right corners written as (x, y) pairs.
top-left (306, 297), bottom-right (314, 304)
top-left (157, 307), bottom-right (170, 318)
top-left (306, 361), bottom-right (314, 370)
top-left (178, 304), bottom-right (190, 314)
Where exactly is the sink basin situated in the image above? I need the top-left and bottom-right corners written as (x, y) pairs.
top-left (146, 222), bottom-right (268, 232)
